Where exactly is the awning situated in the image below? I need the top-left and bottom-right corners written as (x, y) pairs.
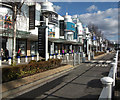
top-left (0, 28), bottom-right (30, 38)
top-left (49, 37), bottom-right (82, 46)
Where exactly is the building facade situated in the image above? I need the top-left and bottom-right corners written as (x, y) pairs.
top-left (0, 1), bottom-right (108, 60)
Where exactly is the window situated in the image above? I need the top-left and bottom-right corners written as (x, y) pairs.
top-left (30, 41), bottom-right (38, 55)
top-left (29, 5), bottom-right (35, 30)
top-left (59, 20), bottom-right (64, 36)
top-left (16, 40), bottom-right (27, 56)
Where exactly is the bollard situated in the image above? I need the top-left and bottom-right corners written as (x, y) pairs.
top-left (101, 77), bottom-right (114, 100)
top-left (18, 56), bottom-right (20, 64)
top-left (37, 53), bottom-right (39, 61)
top-left (56, 53), bottom-right (58, 59)
top-left (73, 53), bottom-right (76, 66)
top-left (88, 52), bottom-right (91, 61)
top-left (8, 57), bottom-right (11, 65)
top-left (32, 55), bottom-right (34, 60)
top-left (50, 54), bottom-right (52, 59)
top-left (66, 53), bottom-right (69, 62)
top-left (60, 53), bottom-right (62, 59)
top-left (57, 54), bottom-right (60, 59)
top-left (0, 57), bottom-right (1, 66)
top-left (72, 53), bottom-right (73, 57)
top-left (78, 53), bottom-right (80, 64)
top-left (25, 56), bottom-right (28, 63)
top-left (54, 54), bottom-right (56, 59)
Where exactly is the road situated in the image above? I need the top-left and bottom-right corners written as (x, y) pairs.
top-left (11, 52), bottom-right (115, 100)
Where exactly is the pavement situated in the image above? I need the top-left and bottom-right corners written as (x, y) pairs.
top-left (5, 52), bottom-right (115, 100)
top-left (2, 64), bottom-right (74, 99)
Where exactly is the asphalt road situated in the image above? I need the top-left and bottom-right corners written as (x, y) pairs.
top-left (11, 52), bottom-right (115, 100)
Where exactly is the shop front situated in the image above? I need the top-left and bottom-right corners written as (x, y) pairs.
top-left (48, 38), bottom-right (82, 57)
top-left (1, 28), bottom-right (31, 57)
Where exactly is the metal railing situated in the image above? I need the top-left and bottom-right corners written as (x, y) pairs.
top-left (50, 51), bottom-right (93, 66)
top-left (98, 50), bottom-right (119, 100)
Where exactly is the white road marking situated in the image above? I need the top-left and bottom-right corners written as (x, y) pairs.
top-left (91, 60), bottom-right (97, 63)
top-left (99, 64), bottom-right (101, 66)
top-left (106, 61), bottom-right (112, 63)
top-left (102, 64), bottom-right (105, 67)
top-left (104, 64), bottom-right (108, 67)
top-left (99, 60), bottom-right (104, 63)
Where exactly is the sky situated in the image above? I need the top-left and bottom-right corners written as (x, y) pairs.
top-left (53, 2), bottom-right (119, 43)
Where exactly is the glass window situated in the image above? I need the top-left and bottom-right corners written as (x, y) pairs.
top-left (30, 41), bottom-right (38, 55)
top-left (16, 40), bottom-right (27, 56)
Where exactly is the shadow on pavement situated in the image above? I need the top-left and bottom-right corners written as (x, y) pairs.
top-left (11, 74), bottom-right (68, 100)
top-left (78, 94), bottom-right (99, 100)
top-left (87, 79), bottom-right (102, 88)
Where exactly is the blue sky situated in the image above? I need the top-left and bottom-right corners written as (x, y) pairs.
top-left (53, 2), bottom-right (118, 16)
top-left (53, 2), bottom-right (118, 42)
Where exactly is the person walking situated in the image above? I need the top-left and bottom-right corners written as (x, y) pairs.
top-left (1, 48), bottom-right (4, 61)
top-left (17, 48), bottom-right (21, 57)
top-left (5, 48), bottom-right (9, 61)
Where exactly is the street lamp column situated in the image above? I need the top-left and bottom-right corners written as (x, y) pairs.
top-left (45, 17), bottom-right (49, 61)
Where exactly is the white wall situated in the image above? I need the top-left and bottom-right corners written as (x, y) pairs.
top-left (55, 26), bottom-right (59, 38)
top-left (6, 38), bottom-right (13, 57)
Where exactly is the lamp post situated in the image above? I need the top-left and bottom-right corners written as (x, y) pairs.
top-left (45, 17), bottom-right (49, 61)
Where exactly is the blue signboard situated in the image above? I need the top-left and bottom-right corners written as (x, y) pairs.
top-left (74, 27), bottom-right (78, 39)
top-left (66, 22), bottom-right (75, 32)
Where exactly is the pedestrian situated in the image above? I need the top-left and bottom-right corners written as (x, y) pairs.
top-left (17, 48), bottom-right (21, 57)
top-left (65, 49), bottom-right (67, 54)
top-left (1, 48), bottom-right (4, 61)
top-left (5, 48), bottom-right (9, 61)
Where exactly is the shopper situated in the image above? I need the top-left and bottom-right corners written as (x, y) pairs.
top-left (5, 48), bottom-right (9, 61)
top-left (17, 48), bottom-right (21, 57)
top-left (1, 48), bottom-right (4, 61)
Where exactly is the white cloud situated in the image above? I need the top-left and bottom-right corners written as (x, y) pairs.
top-left (87, 5), bottom-right (98, 12)
top-left (75, 8), bottom-right (118, 41)
top-left (53, 5), bottom-right (61, 12)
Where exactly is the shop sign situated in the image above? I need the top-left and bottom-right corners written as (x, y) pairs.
top-left (4, 14), bottom-right (12, 29)
top-left (66, 22), bottom-right (75, 32)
